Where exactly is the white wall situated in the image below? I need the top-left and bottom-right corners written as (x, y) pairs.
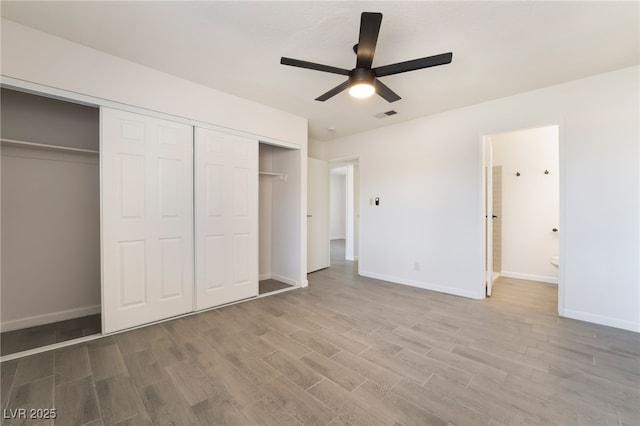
top-left (492, 126), bottom-right (559, 283)
top-left (308, 138), bottom-right (325, 160)
top-left (1, 19), bottom-right (307, 146)
top-left (330, 173), bottom-right (346, 240)
top-left (324, 66), bottom-right (639, 332)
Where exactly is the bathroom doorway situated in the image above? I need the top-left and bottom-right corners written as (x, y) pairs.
top-left (482, 125), bottom-right (561, 306)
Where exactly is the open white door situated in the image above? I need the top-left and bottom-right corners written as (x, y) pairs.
top-left (195, 128), bottom-right (258, 310)
top-left (484, 136), bottom-right (494, 296)
top-left (307, 157), bottom-right (330, 272)
top-left (101, 108), bottom-right (194, 333)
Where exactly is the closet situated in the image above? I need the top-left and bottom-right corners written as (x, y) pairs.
top-left (0, 89), bottom-right (101, 355)
top-left (102, 109), bottom-right (304, 334)
top-left (2, 97), bottom-right (304, 343)
top-left (258, 142), bottom-right (302, 293)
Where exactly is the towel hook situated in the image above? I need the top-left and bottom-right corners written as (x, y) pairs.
top-left (544, 169), bottom-right (549, 175)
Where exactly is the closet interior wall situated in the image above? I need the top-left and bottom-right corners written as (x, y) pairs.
top-left (0, 88), bottom-right (101, 332)
top-left (259, 144), bottom-right (274, 280)
top-left (259, 142), bottom-right (302, 286)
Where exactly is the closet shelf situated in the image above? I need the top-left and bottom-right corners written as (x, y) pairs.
top-left (1, 138), bottom-right (99, 155)
top-left (259, 171), bottom-right (287, 181)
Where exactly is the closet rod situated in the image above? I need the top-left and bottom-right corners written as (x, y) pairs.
top-left (259, 171), bottom-right (287, 180)
top-left (1, 138), bottom-right (99, 154)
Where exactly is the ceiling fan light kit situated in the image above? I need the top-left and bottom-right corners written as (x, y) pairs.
top-left (348, 68), bottom-right (376, 98)
top-left (349, 83), bottom-right (375, 98)
top-left (280, 12), bottom-right (453, 103)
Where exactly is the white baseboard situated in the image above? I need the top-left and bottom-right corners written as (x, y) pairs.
top-left (563, 309), bottom-right (640, 333)
top-left (500, 271), bottom-right (558, 285)
top-left (1, 305), bottom-right (101, 333)
top-left (359, 270), bottom-right (483, 300)
top-left (270, 273), bottom-right (299, 287)
top-left (261, 273), bottom-right (302, 288)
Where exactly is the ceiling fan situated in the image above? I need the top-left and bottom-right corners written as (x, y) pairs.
top-left (280, 12), bottom-right (453, 103)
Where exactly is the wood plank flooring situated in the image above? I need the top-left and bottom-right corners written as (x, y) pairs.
top-left (0, 314), bottom-right (101, 356)
top-left (1, 252), bottom-right (639, 425)
top-left (259, 279), bottom-right (293, 295)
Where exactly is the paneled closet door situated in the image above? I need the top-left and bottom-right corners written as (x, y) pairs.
top-left (101, 108), bottom-right (194, 333)
top-left (195, 128), bottom-right (258, 310)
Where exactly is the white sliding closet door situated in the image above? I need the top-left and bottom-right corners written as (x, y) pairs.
top-left (195, 128), bottom-right (258, 310)
top-left (101, 108), bottom-right (194, 333)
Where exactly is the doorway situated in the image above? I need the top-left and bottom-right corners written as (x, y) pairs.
top-left (482, 125), bottom-right (561, 308)
top-left (329, 160), bottom-right (359, 267)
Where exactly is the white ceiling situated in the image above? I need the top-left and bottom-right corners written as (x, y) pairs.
top-left (2, 1), bottom-right (638, 141)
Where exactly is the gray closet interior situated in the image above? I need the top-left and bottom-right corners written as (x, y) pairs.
top-left (1, 88), bottom-right (101, 355)
top-left (258, 142), bottom-right (302, 290)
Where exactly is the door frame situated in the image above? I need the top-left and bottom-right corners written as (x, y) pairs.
top-left (483, 136), bottom-right (494, 296)
top-left (328, 156), bottom-right (360, 270)
top-left (479, 123), bottom-right (565, 316)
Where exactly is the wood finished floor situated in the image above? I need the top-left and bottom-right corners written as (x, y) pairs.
top-left (259, 279), bottom-right (293, 295)
top-left (0, 314), bottom-right (101, 356)
top-left (2, 253), bottom-right (639, 425)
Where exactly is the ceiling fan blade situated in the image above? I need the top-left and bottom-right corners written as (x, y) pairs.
top-left (356, 12), bottom-right (383, 69)
top-left (315, 80), bottom-right (350, 102)
top-left (281, 57), bottom-right (350, 76)
top-left (373, 52), bottom-right (453, 77)
top-left (374, 79), bottom-right (401, 103)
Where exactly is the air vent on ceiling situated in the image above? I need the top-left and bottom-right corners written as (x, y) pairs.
top-left (374, 110), bottom-right (398, 119)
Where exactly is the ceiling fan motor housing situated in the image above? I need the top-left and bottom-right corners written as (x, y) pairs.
top-left (349, 68), bottom-right (376, 86)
